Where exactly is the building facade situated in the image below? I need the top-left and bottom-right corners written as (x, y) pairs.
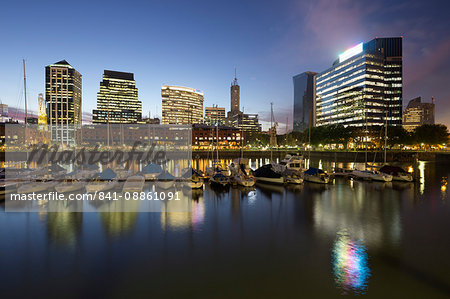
top-left (226, 113), bottom-right (262, 133)
top-left (161, 85), bottom-right (204, 125)
top-left (205, 106), bottom-right (226, 125)
top-left (315, 37), bottom-right (402, 128)
top-left (92, 70), bottom-right (141, 124)
top-left (293, 71), bottom-right (317, 132)
top-left (402, 97), bottom-right (435, 132)
top-left (0, 104), bottom-right (8, 123)
top-left (0, 104), bottom-right (8, 117)
top-left (192, 124), bottom-right (243, 150)
top-left (45, 60), bottom-right (82, 144)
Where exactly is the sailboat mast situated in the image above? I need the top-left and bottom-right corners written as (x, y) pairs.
top-left (308, 108), bottom-right (311, 163)
top-left (241, 107), bottom-right (244, 159)
top-left (216, 105), bottom-right (219, 162)
top-left (384, 110), bottom-right (387, 164)
top-left (270, 102), bottom-right (273, 162)
top-left (23, 59), bottom-right (29, 163)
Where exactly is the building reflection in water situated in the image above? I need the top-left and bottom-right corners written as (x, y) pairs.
top-left (419, 161), bottom-right (425, 195)
top-left (100, 212), bottom-right (138, 237)
top-left (332, 230), bottom-right (370, 295)
top-left (192, 197), bottom-right (205, 227)
top-left (160, 190), bottom-right (198, 230)
top-left (46, 212), bottom-right (83, 246)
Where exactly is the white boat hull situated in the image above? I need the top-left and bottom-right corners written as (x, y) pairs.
top-left (304, 174), bottom-right (329, 184)
top-left (255, 176), bottom-right (284, 185)
top-left (55, 182), bottom-right (86, 193)
top-left (86, 180), bottom-right (119, 193)
top-left (392, 174), bottom-right (413, 182)
top-left (156, 180), bottom-right (175, 190)
top-left (183, 180), bottom-right (204, 189)
top-left (234, 175), bottom-right (256, 187)
top-left (123, 176), bottom-right (145, 192)
top-left (284, 177), bottom-right (303, 184)
top-left (352, 170), bottom-right (392, 182)
top-left (17, 181), bottom-right (58, 194)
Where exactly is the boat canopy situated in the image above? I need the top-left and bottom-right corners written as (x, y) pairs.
top-left (379, 165), bottom-right (407, 175)
top-left (97, 168), bottom-right (117, 180)
top-left (212, 173), bottom-right (228, 179)
top-left (304, 167), bottom-right (325, 175)
top-left (254, 164), bottom-right (282, 178)
top-left (142, 163), bottom-right (163, 173)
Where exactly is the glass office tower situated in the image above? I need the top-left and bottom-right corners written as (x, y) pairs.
top-left (161, 85), bottom-right (204, 125)
top-left (45, 60), bottom-right (82, 144)
top-left (92, 70), bottom-right (142, 124)
top-left (293, 71), bottom-right (317, 132)
top-left (315, 37), bottom-right (402, 128)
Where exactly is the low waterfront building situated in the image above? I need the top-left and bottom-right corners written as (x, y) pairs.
top-left (192, 124), bottom-right (244, 150)
top-left (402, 97), bottom-right (435, 132)
top-left (76, 124), bottom-right (189, 147)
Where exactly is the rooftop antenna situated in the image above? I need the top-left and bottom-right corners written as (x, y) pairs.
top-left (232, 67), bottom-right (238, 85)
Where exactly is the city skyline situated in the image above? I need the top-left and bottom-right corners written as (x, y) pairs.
top-left (1, 0), bottom-right (450, 130)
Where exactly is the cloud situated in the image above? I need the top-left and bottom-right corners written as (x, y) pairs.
top-left (269, 0), bottom-right (450, 128)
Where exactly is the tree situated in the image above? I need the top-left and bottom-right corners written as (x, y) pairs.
top-left (387, 126), bottom-right (412, 147)
top-left (414, 124), bottom-right (449, 146)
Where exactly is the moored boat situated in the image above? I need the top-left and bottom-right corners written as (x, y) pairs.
top-left (304, 167), bottom-right (330, 184)
top-left (55, 180), bottom-right (86, 193)
top-left (379, 165), bottom-right (413, 182)
top-left (156, 171), bottom-right (176, 189)
top-left (86, 168), bottom-right (119, 192)
top-left (234, 173), bottom-right (256, 187)
top-left (283, 169), bottom-right (303, 184)
top-left (254, 164), bottom-right (284, 185)
top-left (122, 175), bottom-right (145, 192)
top-left (210, 173), bottom-right (230, 187)
top-left (181, 168), bottom-right (204, 189)
top-left (142, 163), bottom-right (163, 181)
top-left (17, 180), bottom-right (58, 194)
top-left (351, 170), bottom-right (392, 182)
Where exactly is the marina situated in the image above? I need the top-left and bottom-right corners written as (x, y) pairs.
top-left (0, 159), bottom-right (449, 297)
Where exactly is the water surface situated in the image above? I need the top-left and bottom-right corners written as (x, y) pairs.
top-left (1, 161), bottom-right (449, 298)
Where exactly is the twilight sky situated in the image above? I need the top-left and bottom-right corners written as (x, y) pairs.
top-left (1, 0), bottom-right (449, 130)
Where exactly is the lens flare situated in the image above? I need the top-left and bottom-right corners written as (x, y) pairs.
top-left (332, 231), bottom-right (370, 295)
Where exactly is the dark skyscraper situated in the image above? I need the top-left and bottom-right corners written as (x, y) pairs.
top-left (316, 37), bottom-right (403, 128)
top-left (293, 71), bottom-right (317, 132)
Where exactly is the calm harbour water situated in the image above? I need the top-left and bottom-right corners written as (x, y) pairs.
top-left (1, 160), bottom-right (449, 298)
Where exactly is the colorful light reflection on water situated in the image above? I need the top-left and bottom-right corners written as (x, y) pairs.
top-left (332, 230), bottom-right (371, 295)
